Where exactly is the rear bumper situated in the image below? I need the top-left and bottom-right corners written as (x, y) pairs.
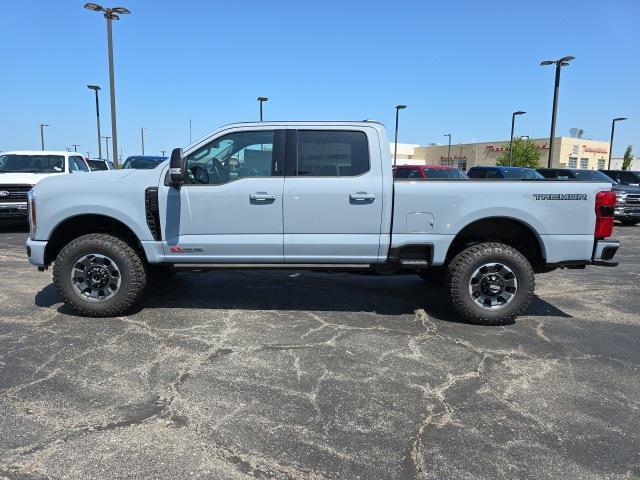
top-left (26, 237), bottom-right (47, 267)
top-left (0, 202), bottom-right (28, 217)
top-left (592, 239), bottom-right (619, 266)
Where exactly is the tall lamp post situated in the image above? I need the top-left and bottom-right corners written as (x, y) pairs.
top-left (38, 124), bottom-right (49, 150)
top-left (102, 136), bottom-right (111, 161)
top-left (84, 3), bottom-right (131, 168)
top-left (509, 111), bottom-right (526, 165)
top-left (140, 127), bottom-right (145, 155)
top-left (257, 97), bottom-right (268, 121)
top-left (393, 105), bottom-right (407, 167)
top-left (540, 55), bottom-right (575, 168)
top-left (444, 133), bottom-right (452, 164)
top-left (608, 117), bottom-right (628, 169)
top-left (87, 85), bottom-right (102, 158)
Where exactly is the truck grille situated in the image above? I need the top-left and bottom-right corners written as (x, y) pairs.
top-left (0, 185), bottom-right (32, 203)
top-left (145, 187), bottom-right (161, 241)
top-left (625, 194), bottom-right (640, 205)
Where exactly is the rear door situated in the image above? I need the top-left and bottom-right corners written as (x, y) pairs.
top-left (282, 127), bottom-right (384, 263)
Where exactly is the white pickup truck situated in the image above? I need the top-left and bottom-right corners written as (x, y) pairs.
top-left (26, 121), bottom-right (619, 325)
top-left (0, 151), bottom-right (90, 218)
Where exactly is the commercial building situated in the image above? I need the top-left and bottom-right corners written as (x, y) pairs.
top-left (391, 137), bottom-right (613, 171)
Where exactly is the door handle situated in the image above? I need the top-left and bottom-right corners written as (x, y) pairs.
top-left (250, 193), bottom-right (276, 203)
top-left (349, 192), bottom-right (376, 202)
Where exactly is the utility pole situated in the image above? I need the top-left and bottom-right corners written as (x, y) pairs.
top-left (102, 136), bottom-right (111, 161)
top-left (608, 117), bottom-right (628, 169)
top-left (71, 144), bottom-right (80, 152)
top-left (257, 97), bottom-right (268, 121)
top-left (84, 3), bottom-right (131, 167)
top-left (393, 105), bottom-right (407, 167)
top-left (444, 133), bottom-right (452, 164)
top-left (540, 56), bottom-right (575, 168)
top-left (509, 111), bottom-right (526, 165)
top-left (38, 124), bottom-right (49, 150)
top-left (87, 85), bottom-right (102, 158)
top-left (140, 127), bottom-right (145, 155)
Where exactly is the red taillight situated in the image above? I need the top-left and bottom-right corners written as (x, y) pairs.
top-left (595, 191), bottom-right (616, 239)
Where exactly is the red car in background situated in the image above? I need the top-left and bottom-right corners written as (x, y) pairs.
top-left (393, 165), bottom-right (468, 179)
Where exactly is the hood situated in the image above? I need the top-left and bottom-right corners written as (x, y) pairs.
top-left (611, 183), bottom-right (640, 194)
top-left (0, 171), bottom-right (63, 186)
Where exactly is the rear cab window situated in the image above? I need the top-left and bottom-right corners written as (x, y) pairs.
top-left (296, 130), bottom-right (369, 177)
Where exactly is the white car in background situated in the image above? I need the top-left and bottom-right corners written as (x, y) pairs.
top-left (0, 151), bottom-right (90, 218)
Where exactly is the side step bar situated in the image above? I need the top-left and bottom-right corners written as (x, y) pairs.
top-left (170, 263), bottom-right (373, 271)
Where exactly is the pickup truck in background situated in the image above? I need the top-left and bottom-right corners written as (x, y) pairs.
top-left (0, 151), bottom-right (90, 218)
top-left (26, 121), bottom-right (620, 325)
top-left (538, 168), bottom-right (640, 226)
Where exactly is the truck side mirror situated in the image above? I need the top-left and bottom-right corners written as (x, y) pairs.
top-left (169, 148), bottom-right (185, 187)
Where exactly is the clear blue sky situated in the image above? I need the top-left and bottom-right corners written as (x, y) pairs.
top-left (1, 0), bottom-right (638, 159)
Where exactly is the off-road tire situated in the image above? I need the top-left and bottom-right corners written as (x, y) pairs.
top-left (446, 242), bottom-right (534, 326)
top-left (53, 233), bottom-right (148, 317)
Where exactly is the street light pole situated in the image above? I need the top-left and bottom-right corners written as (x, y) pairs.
top-left (87, 85), bottom-right (102, 158)
top-left (84, 3), bottom-right (131, 168)
top-left (444, 133), bottom-right (452, 164)
top-left (608, 117), bottom-right (628, 169)
top-left (140, 127), bottom-right (145, 155)
top-left (71, 144), bottom-right (80, 152)
top-left (257, 97), bottom-right (268, 121)
top-left (509, 111), bottom-right (526, 166)
top-left (38, 124), bottom-right (49, 150)
top-left (540, 56), bottom-right (575, 168)
top-left (393, 105), bottom-right (407, 167)
top-left (102, 136), bottom-right (111, 161)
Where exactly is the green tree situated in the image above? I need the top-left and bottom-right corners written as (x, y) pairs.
top-left (622, 145), bottom-right (633, 170)
top-left (496, 137), bottom-right (541, 168)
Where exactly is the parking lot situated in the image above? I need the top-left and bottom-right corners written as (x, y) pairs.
top-left (0, 221), bottom-right (638, 479)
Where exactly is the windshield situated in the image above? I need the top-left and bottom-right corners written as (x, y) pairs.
top-left (572, 170), bottom-right (615, 182)
top-left (122, 156), bottom-right (167, 169)
top-left (503, 168), bottom-right (544, 180)
top-left (423, 168), bottom-right (468, 179)
top-left (0, 154), bottom-right (65, 173)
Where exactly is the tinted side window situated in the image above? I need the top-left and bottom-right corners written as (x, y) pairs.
top-left (486, 169), bottom-right (502, 179)
top-left (185, 130), bottom-right (275, 185)
top-left (620, 172), bottom-right (639, 184)
top-left (407, 168), bottom-right (422, 179)
top-left (395, 168), bottom-right (410, 178)
top-left (467, 168), bottom-right (486, 179)
top-left (297, 130), bottom-right (369, 177)
top-left (73, 157), bottom-right (89, 171)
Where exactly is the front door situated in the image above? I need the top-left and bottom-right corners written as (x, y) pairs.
top-left (159, 128), bottom-right (285, 262)
top-left (282, 128), bottom-right (384, 263)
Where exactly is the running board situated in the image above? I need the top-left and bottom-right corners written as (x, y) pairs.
top-left (170, 263), bottom-right (373, 271)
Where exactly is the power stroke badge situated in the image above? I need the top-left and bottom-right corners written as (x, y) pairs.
top-left (533, 193), bottom-right (588, 201)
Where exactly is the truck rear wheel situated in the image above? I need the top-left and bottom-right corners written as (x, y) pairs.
top-left (446, 242), bottom-right (534, 326)
top-left (53, 233), bottom-right (148, 317)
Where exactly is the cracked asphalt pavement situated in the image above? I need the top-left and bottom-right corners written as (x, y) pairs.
top-left (1, 220), bottom-right (639, 479)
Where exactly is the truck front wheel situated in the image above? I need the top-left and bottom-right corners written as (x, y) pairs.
top-left (53, 233), bottom-right (148, 317)
top-left (446, 242), bottom-right (534, 326)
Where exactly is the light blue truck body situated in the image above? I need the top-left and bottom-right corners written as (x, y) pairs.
top-left (26, 121), bottom-right (616, 270)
